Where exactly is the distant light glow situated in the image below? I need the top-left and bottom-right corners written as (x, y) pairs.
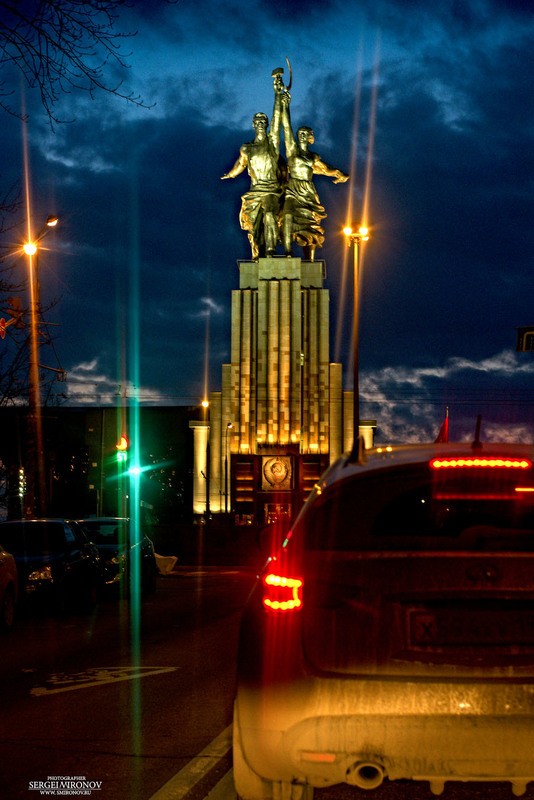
top-left (23, 242), bottom-right (37, 256)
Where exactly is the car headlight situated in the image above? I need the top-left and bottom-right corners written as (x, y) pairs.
top-left (27, 565), bottom-right (53, 582)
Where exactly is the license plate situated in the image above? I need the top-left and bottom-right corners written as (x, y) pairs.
top-left (410, 609), bottom-right (534, 646)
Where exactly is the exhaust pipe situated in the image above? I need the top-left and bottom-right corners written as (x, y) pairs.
top-left (346, 761), bottom-right (386, 790)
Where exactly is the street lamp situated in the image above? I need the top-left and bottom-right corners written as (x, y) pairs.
top-left (343, 225), bottom-right (369, 462)
top-left (225, 422), bottom-right (233, 514)
top-left (23, 214), bottom-right (59, 517)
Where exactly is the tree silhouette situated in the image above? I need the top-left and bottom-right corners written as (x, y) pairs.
top-left (0, 0), bottom-right (163, 125)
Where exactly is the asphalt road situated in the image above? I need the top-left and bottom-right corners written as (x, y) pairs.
top-left (0, 567), bottom-right (255, 800)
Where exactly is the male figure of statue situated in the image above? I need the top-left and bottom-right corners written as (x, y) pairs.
top-left (280, 92), bottom-right (349, 261)
top-left (221, 78), bottom-right (285, 260)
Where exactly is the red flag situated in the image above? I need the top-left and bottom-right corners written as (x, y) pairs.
top-left (435, 408), bottom-right (449, 443)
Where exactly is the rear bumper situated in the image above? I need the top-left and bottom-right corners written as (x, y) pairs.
top-left (235, 676), bottom-right (534, 794)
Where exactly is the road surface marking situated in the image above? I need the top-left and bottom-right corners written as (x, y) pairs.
top-left (205, 769), bottom-right (235, 800)
top-left (31, 666), bottom-right (177, 696)
top-left (149, 725), bottom-right (232, 800)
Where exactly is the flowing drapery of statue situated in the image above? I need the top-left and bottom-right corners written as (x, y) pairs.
top-left (221, 62), bottom-right (349, 261)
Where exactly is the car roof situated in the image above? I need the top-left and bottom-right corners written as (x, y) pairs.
top-left (319, 442), bottom-right (534, 491)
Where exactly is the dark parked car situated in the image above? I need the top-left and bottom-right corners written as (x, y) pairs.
top-left (0, 540), bottom-right (18, 630)
top-left (234, 442), bottom-right (534, 800)
top-left (0, 519), bottom-right (101, 612)
top-left (77, 517), bottom-right (158, 595)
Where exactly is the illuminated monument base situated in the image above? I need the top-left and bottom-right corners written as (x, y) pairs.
top-left (191, 256), bottom-right (375, 522)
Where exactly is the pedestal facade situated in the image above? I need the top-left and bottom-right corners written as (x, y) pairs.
top-left (189, 256), bottom-right (377, 522)
top-left (200, 257), bottom-right (354, 523)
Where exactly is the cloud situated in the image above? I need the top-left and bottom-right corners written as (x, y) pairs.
top-left (66, 357), bottom-right (169, 405)
top-left (361, 349), bottom-right (534, 443)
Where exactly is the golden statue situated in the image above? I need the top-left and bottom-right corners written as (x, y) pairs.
top-left (222, 62), bottom-right (349, 261)
top-left (221, 74), bottom-right (286, 260)
top-left (280, 90), bottom-right (349, 261)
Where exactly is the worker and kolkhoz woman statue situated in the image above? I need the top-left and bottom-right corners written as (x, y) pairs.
top-left (221, 61), bottom-right (349, 261)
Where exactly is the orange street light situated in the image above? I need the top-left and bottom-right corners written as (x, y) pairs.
top-left (343, 224), bottom-right (370, 462)
top-left (23, 215), bottom-right (59, 517)
top-left (23, 242), bottom-right (37, 256)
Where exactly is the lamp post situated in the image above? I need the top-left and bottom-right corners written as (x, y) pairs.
top-left (202, 400), bottom-right (210, 520)
top-left (22, 215), bottom-right (59, 516)
top-left (225, 422), bottom-right (233, 514)
top-left (343, 225), bottom-right (369, 462)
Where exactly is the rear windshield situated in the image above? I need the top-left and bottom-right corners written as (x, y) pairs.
top-left (302, 464), bottom-right (534, 552)
top-left (80, 521), bottom-right (127, 544)
top-left (0, 522), bottom-right (66, 555)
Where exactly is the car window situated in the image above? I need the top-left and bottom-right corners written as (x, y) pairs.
top-left (68, 521), bottom-right (92, 545)
top-left (302, 465), bottom-right (534, 552)
top-left (63, 524), bottom-right (77, 545)
top-left (0, 522), bottom-right (65, 555)
top-left (80, 521), bottom-right (126, 545)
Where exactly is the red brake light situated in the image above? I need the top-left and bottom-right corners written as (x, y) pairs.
top-left (263, 572), bottom-right (303, 612)
top-left (430, 457), bottom-right (531, 470)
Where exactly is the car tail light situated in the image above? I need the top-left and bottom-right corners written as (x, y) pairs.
top-left (430, 457), bottom-right (531, 470)
top-left (262, 572), bottom-right (303, 612)
top-left (430, 455), bottom-right (533, 499)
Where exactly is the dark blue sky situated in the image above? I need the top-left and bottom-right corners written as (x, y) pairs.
top-left (0, 0), bottom-right (532, 443)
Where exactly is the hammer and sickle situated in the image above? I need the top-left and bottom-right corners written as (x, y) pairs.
top-left (272, 57), bottom-right (293, 92)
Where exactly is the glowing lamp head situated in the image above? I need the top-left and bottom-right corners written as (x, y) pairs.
top-left (46, 216), bottom-right (59, 227)
top-left (343, 225), bottom-right (370, 242)
top-left (23, 242), bottom-right (37, 256)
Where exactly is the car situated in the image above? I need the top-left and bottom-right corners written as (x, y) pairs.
top-left (0, 540), bottom-right (18, 630)
top-left (77, 517), bottom-right (158, 595)
top-left (0, 518), bottom-right (102, 612)
top-left (233, 442), bottom-right (534, 800)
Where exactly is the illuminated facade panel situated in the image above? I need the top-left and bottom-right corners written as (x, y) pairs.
top-left (204, 256), bottom-right (355, 522)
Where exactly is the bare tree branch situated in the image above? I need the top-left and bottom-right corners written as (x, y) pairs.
top-left (0, 0), bottom-right (156, 125)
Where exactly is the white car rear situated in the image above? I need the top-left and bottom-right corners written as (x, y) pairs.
top-left (234, 443), bottom-right (534, 799)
